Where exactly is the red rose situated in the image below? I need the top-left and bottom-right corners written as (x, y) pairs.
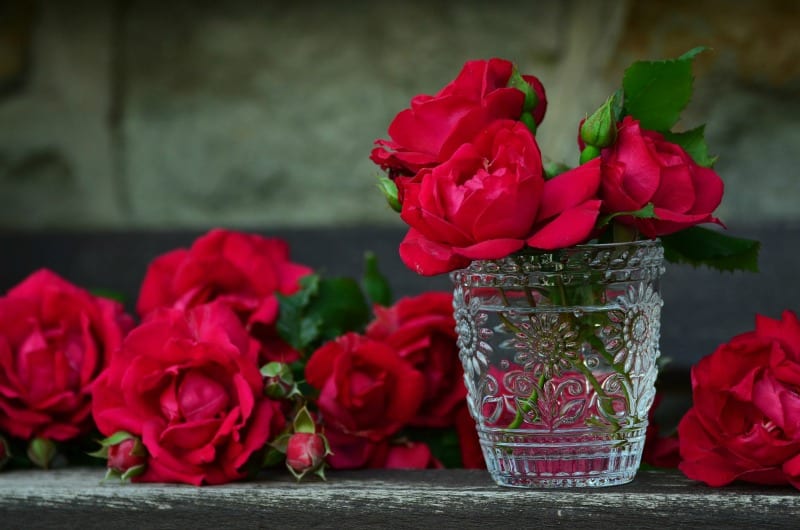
top-left (92, 303), bottom-right (285, 485)
top-left (137, 229), bottom-right (312, 363)
top-left (397, 120), bottom-right (541, 275)
top-left (371, 58), bottom-right (546, 176)
top-left (678, 311), bottom-right (800, 488)
top-left (0, 269), bottom-right (132, 441)
top-left (305, 333), bottom-right (425, 469)
top-left (366, 292), bottom-right (464, 427)
top-left (379, 441), bottom-right (442, 469)
top-left (398, 120), bottom-right (601, 275)
top-left (600, 116), bottom-right (724, 237)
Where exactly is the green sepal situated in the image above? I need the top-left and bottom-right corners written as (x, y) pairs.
top-left (362, 251), bottom-right (392, 307)
top-left (661, 226), bottom-right (760, 272)
top-left (596, 203), bottom-right (657, 228)
top-left (520, 112), bottom-right (537, 135)
top-left (120, 464), bottom-right (146, 481)
top-left (506, 67), bottom-right (538, 112)
top-left (662, 125), bottom-right (718, 168)
top-left (579, 145), bottom-right (600, 164)
top-left (622, 46), bottom-right (708, 132)
top-left (377, 174), bottom-right (401, 212)
top-left (293, 407), bottom-right (317, 435)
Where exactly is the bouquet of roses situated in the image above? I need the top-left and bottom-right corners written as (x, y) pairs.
top-left (371, 49), bottom-right (758, 275)
top-left (0, 229), bottom-right (483, 484)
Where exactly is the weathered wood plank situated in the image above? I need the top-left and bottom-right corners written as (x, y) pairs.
top-left (0, 468), bottom-right (797, 529)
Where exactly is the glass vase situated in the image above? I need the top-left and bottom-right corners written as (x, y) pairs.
top-left (451, 240), bottom-right (665, 488)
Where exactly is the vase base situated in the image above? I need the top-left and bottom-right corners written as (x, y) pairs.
top-left (479, 427), bottom-right (645, 488)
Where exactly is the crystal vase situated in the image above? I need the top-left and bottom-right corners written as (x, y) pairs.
top-left (451, 240), bottom-right (665, 488)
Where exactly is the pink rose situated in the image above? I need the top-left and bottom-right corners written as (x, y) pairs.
top-left (366, 292), bottom-right (464, 427)
top-left (137, 229), bottom-right (312, 364)
top-left (92, 303), bottom-right (286, 485)
top-left (600, 116), bottom-right (724, 237)
top-left (0, 269), bottom-right (132, 441)
top-left (678, 311), bottom-right (800, 488)
top-left (371, 58), bottom-right (546, 177)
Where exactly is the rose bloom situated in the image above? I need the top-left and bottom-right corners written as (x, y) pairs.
top-left (137, 229), bottom-right (312, 363)
top-left (678, 311), bottom-right (800, 488)
top-left (600, 116), bottom-right (724, 237)
top-left (305, 333), bottom-right (425, 469)
top-left (92, 303), bottom-right (285, 485)
top-left (0, 269), bottom-right (132, 441)
top-left (371, 58), bottom-right (547, 177)
top-left (366, 292), bottom-right (463, 427)
top-left (398, 120), bottom-right (602, 275)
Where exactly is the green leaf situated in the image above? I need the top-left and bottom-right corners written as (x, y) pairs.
top-left (309, 277), bottom-right (370, 341)
top-left (362, 252), bottom-right (392, 307)
top-left (597, 203), bottom-right (657, 228)
top-left (277, 274), bottom-right (322, 352)
top-left (661, 226), bottom-right (760, 272)
top-left (663, 125), bottom-right (717, 168)
top-left (622, 47), bottom-right (708, 132)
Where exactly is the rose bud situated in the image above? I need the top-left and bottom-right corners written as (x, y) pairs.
top-left (286, 432), bottom-right (328, 480)
top-left (26, 437), bottom-right (56, 469)
top-left (261, 362), bottom-right (301, 399)
top-left (0, 435), bottom-right (10, 470)
top-left (107, 438), bottom-right (147, 479)
top-left (580, 94), bottom-right (618, 149)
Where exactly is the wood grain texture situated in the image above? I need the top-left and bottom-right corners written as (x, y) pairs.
top-left (1, 468), bottom-right (798, 529)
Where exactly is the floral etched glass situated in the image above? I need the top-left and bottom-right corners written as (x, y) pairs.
top-left (451, 240), bottom-right (665, 488)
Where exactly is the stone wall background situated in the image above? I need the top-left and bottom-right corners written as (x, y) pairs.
top-left (0, 0), bottom-right (798, 230)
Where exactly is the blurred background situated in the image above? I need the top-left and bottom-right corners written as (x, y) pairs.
top-left (0, 0), bottom-right (798, 230)
top-left (0, 0), bottom-right (798, 380)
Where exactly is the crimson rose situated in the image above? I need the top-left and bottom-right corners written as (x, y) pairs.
top-left (371, 58), bottom-right (546, 177)
top-left (305, 333), bottom-right (425, 469)
top-left (600, 116), bottom-right (724, 237)
top-left (92, 303), bottom-right (285, 485)
top-left (398, 120), bottom-right (601, 275)
top-left (678, 310), bottom-right (800, 488)
top-left (366, 292), bottom-right (463, 427)
top-left (137, 229), bottom-right (311, 364)
top-left (0, 269), bottom-right (132, 442)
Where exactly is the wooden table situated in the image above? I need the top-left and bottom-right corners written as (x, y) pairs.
top-left (0, 468), bottom-right (797, 528)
